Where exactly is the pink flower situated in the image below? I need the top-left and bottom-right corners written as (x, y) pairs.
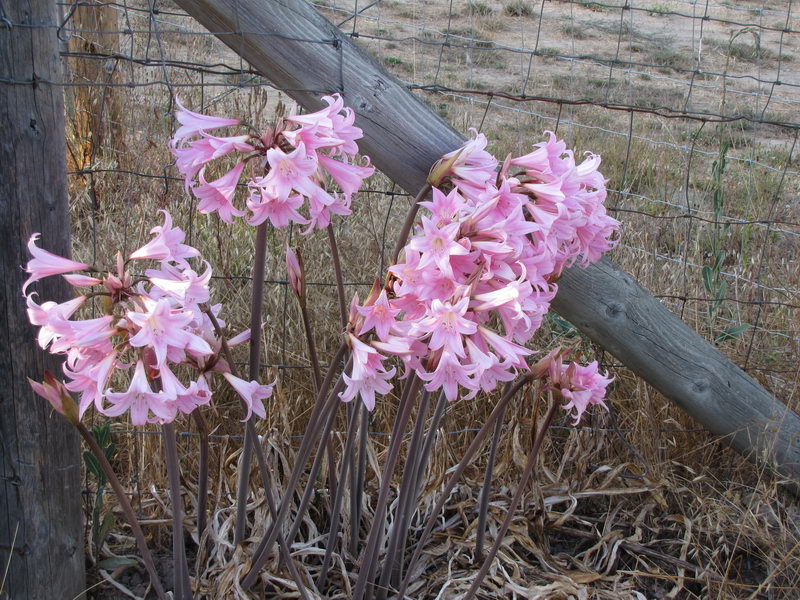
top-left (194, 162), bottom-right (246, 224)
top-left (26, 294), bottom-right (85, 349)
top-left (103, 361), bottom-right (176, 425)
top-left (418, 297), bottom-right (476, 358)
top-left (357, 290), bottom-right (399, 341)
top-left (549, 360), bottom-right (613, 424)
top-left (262, 143), bottom-right (318, 199)
top-left (247, 191), bottom-right (308, 228)
top-left (63, 274), bottom-right (102, 287)
top-left (173, 97), bottom-right (239, 143)
top-left (129, 210), bottom-right (200, 267)
top-left (148, 262), bottom-right (212, 306)
top-left (127, 297), bottom-right (212, 367)
top-left (29, 372), bottom-right (79, 424)
top-left (223, 373), bottom-right (274, 421)
top-left (407, 217), bottom-right (468, 279)
top-left (317, 154), bottom-right (374, 200)
top-left (23, 234), bottom-right (89, 295)
top-left (340, 364), bottom-right (395, 412)
top-left (64, 352), bottom-right (117, 418)
top-left (418, 350), bottom-right (478, 402)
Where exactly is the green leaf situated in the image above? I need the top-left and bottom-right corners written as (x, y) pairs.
top-left (715, 324), bottom-right (751, 344)
top-left (702, 266), bottom-right (714, 293)
top-left (84, 450), bottom-right (102, 480)
top-left (715, 281), bottom-right (728, 302)
top-left (95, 510), bottom-right (116, 551)
top-left (97, 556), bottom-right (139, 570)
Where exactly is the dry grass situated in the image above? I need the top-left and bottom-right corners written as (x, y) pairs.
top-left (63, 0), bottom-right (800, 598)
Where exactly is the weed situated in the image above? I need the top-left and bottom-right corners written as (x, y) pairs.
top-left (503, 1), bottom-right (534, 17)
top-left (466, 1), bottom-right (494, 17)
top-left (561, 23), bottom-right (591, 40)
top-left (649, 3), bottom-right (670, 16)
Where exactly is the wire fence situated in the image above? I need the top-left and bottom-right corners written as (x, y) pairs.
top-left (15, 0), bottom-right (797, 499)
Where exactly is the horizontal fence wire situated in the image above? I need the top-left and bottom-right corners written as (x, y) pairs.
top-left (5, 0), bottom-right (796, 499)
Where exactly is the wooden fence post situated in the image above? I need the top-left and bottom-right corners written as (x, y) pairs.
top-left (173, 0), bottom-right (800, 490)
top-left (0, 1), bottom-right (87, 598)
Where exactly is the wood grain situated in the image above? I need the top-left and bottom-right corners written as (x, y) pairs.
top-left (0, 1), bottom-right (86, 597)
top-left (175, 0), bottom-right (800, 488)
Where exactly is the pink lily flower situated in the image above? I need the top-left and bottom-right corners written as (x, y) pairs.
top-left (129, 210), bottom-right (201, 267)
top-left (173, 97), bottom-right (239, 143)
top-left (549, 360), bottom-right (613, 424)
top-left (419, 297), bottom-right (476, 358)
top-left (247, 191), bottom-right (309, 228)
top-left (127, 297), bottom-right (212, 367)
top-left (262, 143), bottom-right (318, 200)
top-left (194, 162), bottom-right (246, 224)
top-left (285, 246), bottom-right (305, 301)
top-left (340, 364), bottom-right (395, 412)
top-left (103, 361), bottom-right (176, 425)
top-left (223, 373), bottom-right (274, 421)
top-left (23, 234), bottom-right (90, 295)
top-left (418, 350), bottom-right (478, 402)
top-left (357, 290), bottom-right (400, 341)
top-left (64, 352), bottom-right (117, 418)
top-left (317, 154), bottom-right (374, 200)
top-left (63, 274), bottom-right (102, 287)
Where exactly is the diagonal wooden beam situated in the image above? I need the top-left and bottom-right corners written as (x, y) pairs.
top-left (174, 0), bottom-right (800, 489)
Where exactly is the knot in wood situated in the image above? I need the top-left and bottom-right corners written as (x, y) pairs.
top-left (605, 302), bottom-right (625, 319)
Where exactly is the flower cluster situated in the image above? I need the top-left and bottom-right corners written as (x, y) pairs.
top-left (170, 94), bottom-right (374, 232)
top-left (24, 211), bottom-right (272, 425)
top-left (340, 131), bottom-right (619, 418)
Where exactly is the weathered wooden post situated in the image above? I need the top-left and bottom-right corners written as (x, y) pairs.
top-left (0, 1), bottom-right (86, 597)
top-left (173, 0), bottom-right (800, 490)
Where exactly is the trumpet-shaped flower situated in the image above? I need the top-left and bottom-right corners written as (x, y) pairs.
top-left (173, 98), bottom-right (239, 143)
top-left (223, 373), bottom-right (274, 421)
top-left (129, 210), bottom-right (201, 267)
top-left (357, 290), bottom-right (399, 341)
top-left (127, 297), bottom-right (212, 367)
top-left (103, 361), bottom-right (176, 425)
top-left (23, 234), bottom-right (89, 295)
top-left (194, 163), bottom-right (246, 224)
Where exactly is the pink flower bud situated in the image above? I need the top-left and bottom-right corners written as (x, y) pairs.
top-left (29, 372), bottom-right (79, 425)
top-left (285, 246), bottom-right (305, 302)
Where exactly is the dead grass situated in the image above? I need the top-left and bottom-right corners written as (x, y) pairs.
top-left (65, 0), bottom-right (800, 598)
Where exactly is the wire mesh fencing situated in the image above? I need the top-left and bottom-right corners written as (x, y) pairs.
top-left (36, 0), bottom-right (798, 513)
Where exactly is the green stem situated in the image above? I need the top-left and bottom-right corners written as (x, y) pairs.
top-left (241, 348), bottom-right (350, 590)
top-left (475, 400), bottom-right (507, 562)
top-left (234, 221), bottom-right (270, 545)
top-left (202, 303), bottom-right (310, 599)
top-left (317, 398), bottom-right (362, 589)
top-left (77, 424), bottom-right (168, 600)
top-left (462, 398), bottom-right (559, 600)
top-left (377, 390), bottom-right (432, 599)
top-left (327, 224), bottom-right (348, 330)
top-left (353, 375), bottom-right (422, 600)
top-left (396, 377), bottom-right (529, 600)
top-left (392, 183), bottom-right (431, 264)
top-left (162, 423), bottom-right (192, 600)
top-left (191, 410), bottom-right (209, 566)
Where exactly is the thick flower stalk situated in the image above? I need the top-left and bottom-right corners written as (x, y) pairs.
top-left (169, 94), bottom-right (374, 232)
top-left (24, 210), bottom-right (260, 425)
top-left (340, 130), bottom-right (619, 421)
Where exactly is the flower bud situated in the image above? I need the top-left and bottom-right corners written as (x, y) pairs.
top-left (285, 246), bottom-right (305, 304)
top-left (29, 372), bottom-right (79, 425)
